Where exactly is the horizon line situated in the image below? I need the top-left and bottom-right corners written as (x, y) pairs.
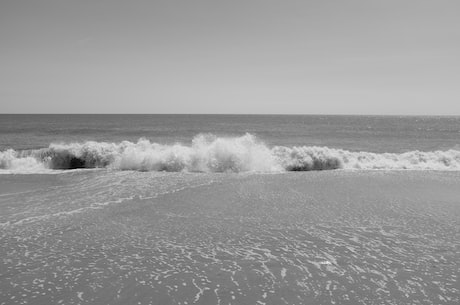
top-left (1, 113), bottom-right (460, 117)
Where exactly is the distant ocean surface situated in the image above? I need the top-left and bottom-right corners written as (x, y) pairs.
top-left (1, 114), bottom-right (460, 173)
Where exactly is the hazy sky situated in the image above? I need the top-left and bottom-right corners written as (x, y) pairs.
top-left (1, 0), bottom-right (459, 114)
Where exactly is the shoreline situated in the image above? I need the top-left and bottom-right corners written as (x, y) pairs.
top-left (1, 171), bottom-right (459, 304)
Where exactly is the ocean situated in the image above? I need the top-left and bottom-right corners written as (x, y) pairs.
top-left (1, 115), bottom-right (459, 305)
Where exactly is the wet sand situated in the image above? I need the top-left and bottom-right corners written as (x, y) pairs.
top-left (1, 171), bottom-right (459, 304)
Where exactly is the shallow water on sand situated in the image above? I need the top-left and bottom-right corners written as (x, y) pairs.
top-left (1, 171), bottom-right (459, 305)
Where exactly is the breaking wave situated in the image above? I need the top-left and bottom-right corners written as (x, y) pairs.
top-left (1, 134), bottom-right (460, 173)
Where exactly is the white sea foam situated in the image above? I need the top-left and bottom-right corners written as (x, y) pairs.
top-left (0, 149), bottom-right (48, 174)
top-left (1, 133), bottom-right (460, 173)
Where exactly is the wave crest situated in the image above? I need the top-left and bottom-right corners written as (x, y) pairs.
top-left (2, 134), bottom-right (460, 173)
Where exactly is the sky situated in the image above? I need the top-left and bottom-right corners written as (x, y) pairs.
top-left (1, 0), bottom-right (459, 114)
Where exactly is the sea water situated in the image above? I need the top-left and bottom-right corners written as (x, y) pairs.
top-left (1, 115), bottom-right (459, 305)
top-left (1, 114), bottom-right (460, 173)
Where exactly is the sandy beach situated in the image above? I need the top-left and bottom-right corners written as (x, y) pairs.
top-left (1, 170), bottom-right (459, 305)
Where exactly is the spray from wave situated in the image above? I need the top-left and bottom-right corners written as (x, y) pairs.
top-left (1, 133), bottom-right (460, 173)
